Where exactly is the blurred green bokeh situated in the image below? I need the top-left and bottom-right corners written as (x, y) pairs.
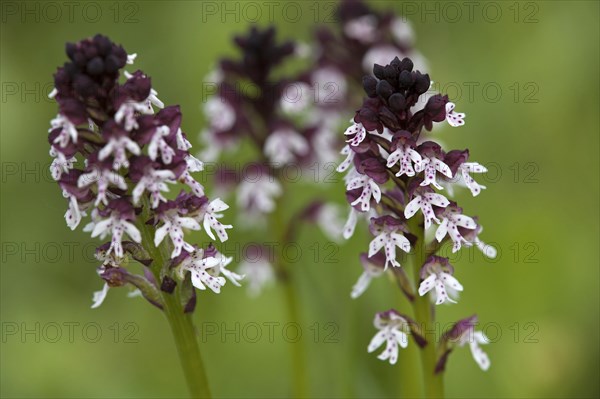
top-left (1, 1), bottom-right (598, 398)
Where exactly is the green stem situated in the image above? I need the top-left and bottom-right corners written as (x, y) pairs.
top-left (395, 284), bottom-right (422, 399)
top-left (281, 271), bottom-right (309, 398)
top-left (409, 215), bottom-right (444, 399)
top-left (162, 292), bottom-right (212, 399)
top-left (272, 185), bottom-right (309, 398)
top-left (137, 201), bottom-right (212, 399)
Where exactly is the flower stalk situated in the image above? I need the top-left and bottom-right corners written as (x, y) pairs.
top-left (272, 186), bottom-right (309, 398)
top-left (409, 215), bottom-right (444, 398)
top-left (282, 276), bottom-right (309, 397)
top-left (136, 197), bottom-right (211, 398)
top-left (162, 279), bottom-right (212, 399)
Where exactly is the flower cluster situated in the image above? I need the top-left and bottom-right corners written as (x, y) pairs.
top-left (201, 27), bottom-right (307, 164)
top-left (48, 35), bottom-right (238, 309)
top-left (336, 56), bottom-right (494, 370)
top-left (200, 26), bottom-right (347, 295)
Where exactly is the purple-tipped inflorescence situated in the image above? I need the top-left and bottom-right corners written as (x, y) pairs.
top-left (200, 26), bottom-right (350, 295)
top-left (48, 35), bottom-right (238, 309)
top-left (200, 26), bottom-right (316, 170)
top-left (338, 56), bottom-right (495, 371)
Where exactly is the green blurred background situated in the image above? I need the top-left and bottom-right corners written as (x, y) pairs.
top-left (1, 1), bottom-right (598, 398)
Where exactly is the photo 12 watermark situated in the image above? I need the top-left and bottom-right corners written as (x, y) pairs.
top-left (1, 321), bottom-right (140, 343)
top-left (1, 1), bottom-right (140, 24)
top-left (199, 321), bottom-right (340, 344)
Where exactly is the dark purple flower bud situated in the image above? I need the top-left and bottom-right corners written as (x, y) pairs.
top-left (160, 276), bottom-right (177, 293)
top-left (86, 57), bottom-right (104, 76)
top-left (112, 45), bottom-right (128, 67)
top-left (357, 157), bottom-right (388, 184)
top-left (104, 54), bottom-right (122, 74)
top-left (362, 75), bottom-right (378, 97)
top-left (122, 70), bottom-right (152, 102)
top-left (383, 64), bottom-right (397, 82)
top-left (180, 273), bottom-right (197, 313)
top-left (389, 56), bottom-right (402, 68)
top-left (53, 66), bottom-right (72, 91)
top-left (164, 150), bottom-right (189, 179)
top-left (373, 64), bottom-right (385, 79)
top-left (399, 57), bottom-right (413, 72)
top-left (54, 35), bottom-right (134, 120)
top-left (57, 97), bottom-right (88, 125)
top-left (444, 149), bottom-right (469, 176)
top-left (93, 34), bottom-right (112, 56)
top-left (82, 42), bottom-right (98, 59)
top-left (72, 52), bottom-right (87, 68)
top-left (388, 93), bottom-right (406, 112)
top-left (424, 94), bottom-right (449, 122)
top-left (73, 74), bottom-right (99, 98)
top-left (175, 190), bottom-right (209, 213)
top-left (414, 72), bottom-right (430, 95)
top-left (101, 197), bottom-right (136, 220)
top-left (417, 141), bottom-right (445, 159)
top-left (59, 169), bottom-right (92, 201)
top-left (398, 70), bottom-right (413, 88)
top-left (376, 79), bottom-right (394, 99)
top-left (356, 106), bottom-right (383, 132)
top-left (66, 42), bottom-right (77, 60)
top-left (156, 106), bottom-right (182, 142)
